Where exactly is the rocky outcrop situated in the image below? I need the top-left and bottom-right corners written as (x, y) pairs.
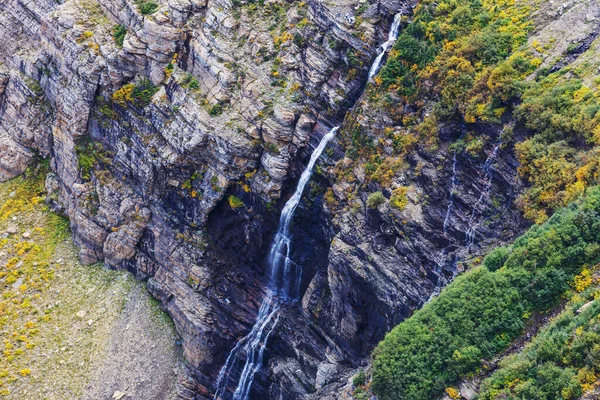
top-left (254, 116), bottom-right (530, 398)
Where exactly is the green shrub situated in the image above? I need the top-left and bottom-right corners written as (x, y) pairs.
top-left (208, 103), bottom-right (224, 116)
top-left (77, 148), bottom-right (95, 181)
top-left (352, 370), bottom-right (366, 387)
top-left (112, 79), bottom-right (159, 108)
top-left (479, 295), bottom-right (600, 400)
top-left (112, 25), bottom-right (127, 47)
top-left (181, 73), bottom-right (200, 90)
top-left (228, 196), bottom-right (245, 209)
top-left (76, 142), bottom-right (111, 181)
top-left (367, 191), bottom-right (386, 209)
top-left (188, 79), bottom-right (199, 90)
top-left (135, 0), bottom-right (158, 15)
top-left (483, 246), bottom-right (510, 271)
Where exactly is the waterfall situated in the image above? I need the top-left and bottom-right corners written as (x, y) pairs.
top-left (435, 152), bottom-right (459, 274)
top-left (214, 10), bottom-right (404, 399)
top-left (213, 293), bottom-right (281, 400)
top-left (266, 127), bottom-right (340, 300)
top-left (368, 12), bottom-right (403, 81)
top-left (465, 140), bottom-right (502, 248)
top-left (213, 128), bottom-right (339, 400)
top-left (442, 153), bottom-right (458, 234)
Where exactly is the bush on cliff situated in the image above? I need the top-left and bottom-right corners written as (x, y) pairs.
top-left (367, 191), bottom-right (386, 209)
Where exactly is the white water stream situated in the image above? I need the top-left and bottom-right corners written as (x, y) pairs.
top-left (214, 10), bottom-right (404, 399)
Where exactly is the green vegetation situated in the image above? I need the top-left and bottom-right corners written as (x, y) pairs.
top-left (263, 142), bottom-right (279, 155)
top-left (75, 141), bottom-right (112, 182)
top-left (367, 191), bottom-right (386, 209)
top-left (514, 76), bottom-right (600, 223)
top-left (112, 25), bottom-right (127, 47)
top-left (112, 79), bottom-right (159, 109)
top-left (353, 370), bottom-right (366, 387)
top-left (208, 103), bottom-right (224, 117)
top-left (76, 144), bottom-right (97, 181)
top-left (479, 283), bottom-right (600, 400)
top-left (340, 0), bottom-right (600, 222)
top-left (135, 0), bottom-right (158, 15)
top-left (180, 73), bottom-right (200, 91)
top-left (377, 0), bottom-right (533, 110)
top-left (0, 166), bottom-right (68, 395)
top-left (0, 166), bottom-right (178, 398)
top-left (371, 186), bottom-right (600, 400)
top-left (228, 196), bottom-right (245, 209)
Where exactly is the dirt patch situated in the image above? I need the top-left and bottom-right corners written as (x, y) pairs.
top-left (82, 283), bottom-right (182, 400)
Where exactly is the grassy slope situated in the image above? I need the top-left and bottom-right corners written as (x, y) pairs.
top-left (0, 164), bottom-right (180, 399)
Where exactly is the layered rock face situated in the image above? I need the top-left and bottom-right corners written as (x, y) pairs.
top-left (4, 0), bottom-right (574, 397)
top-left (0, 0), bottom-right (413, 398)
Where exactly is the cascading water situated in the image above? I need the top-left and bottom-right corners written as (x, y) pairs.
top-left (213, 127), bottom-right (339, 400)
top-left (442, 153), bottom-right (458, 234)
top-left (465, 140), bottom-right (502, 248)
top-left (368, 12), bottom-right (403, 80)
top-left (435, 152), bottom-right (459, 274)
top-left (214, 11), bottom-right (404, 400)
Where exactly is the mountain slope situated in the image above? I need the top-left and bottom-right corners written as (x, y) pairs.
top-left (1, 0), bottom-right (600, 398)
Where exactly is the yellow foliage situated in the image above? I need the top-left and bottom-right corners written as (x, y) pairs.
top-left (593, 124), bottom-right (600, 145)
top-left (273, 31), bottom-right (293, 48)
top-left (531, 39), bottom-right (543, 52)
top-left (112, 84), bottom-right (135, 106)
top-left (573, 268), bottom-right (594, 293)
top-left (77, 31), bottom-right (94, 42)
top-left (390, 187), bottom-right (410, 210)
top-left (530, 57), bottom-right (542, 67)
top-left (5, 258), bottom-right (18, 269)
top-left (289, 82), bottom-right (302, 93)
top-left (578, 367), bottom-right (597, 393)
top-left (445, 387), bottom-right (460, 399)
top-left (573, 86), bottom-right (593, 103)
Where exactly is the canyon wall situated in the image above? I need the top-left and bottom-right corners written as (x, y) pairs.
top-left (4, 0), bottom-right (594, 398)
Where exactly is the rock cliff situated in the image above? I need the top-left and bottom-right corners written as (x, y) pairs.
top-left (4, 0), bottom-right (592, 398)
top-left (0, 0), bottom-right (411, 397)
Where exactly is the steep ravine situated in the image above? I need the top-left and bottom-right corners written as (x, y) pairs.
top-left (3, 0), bottom-right (595, 399)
